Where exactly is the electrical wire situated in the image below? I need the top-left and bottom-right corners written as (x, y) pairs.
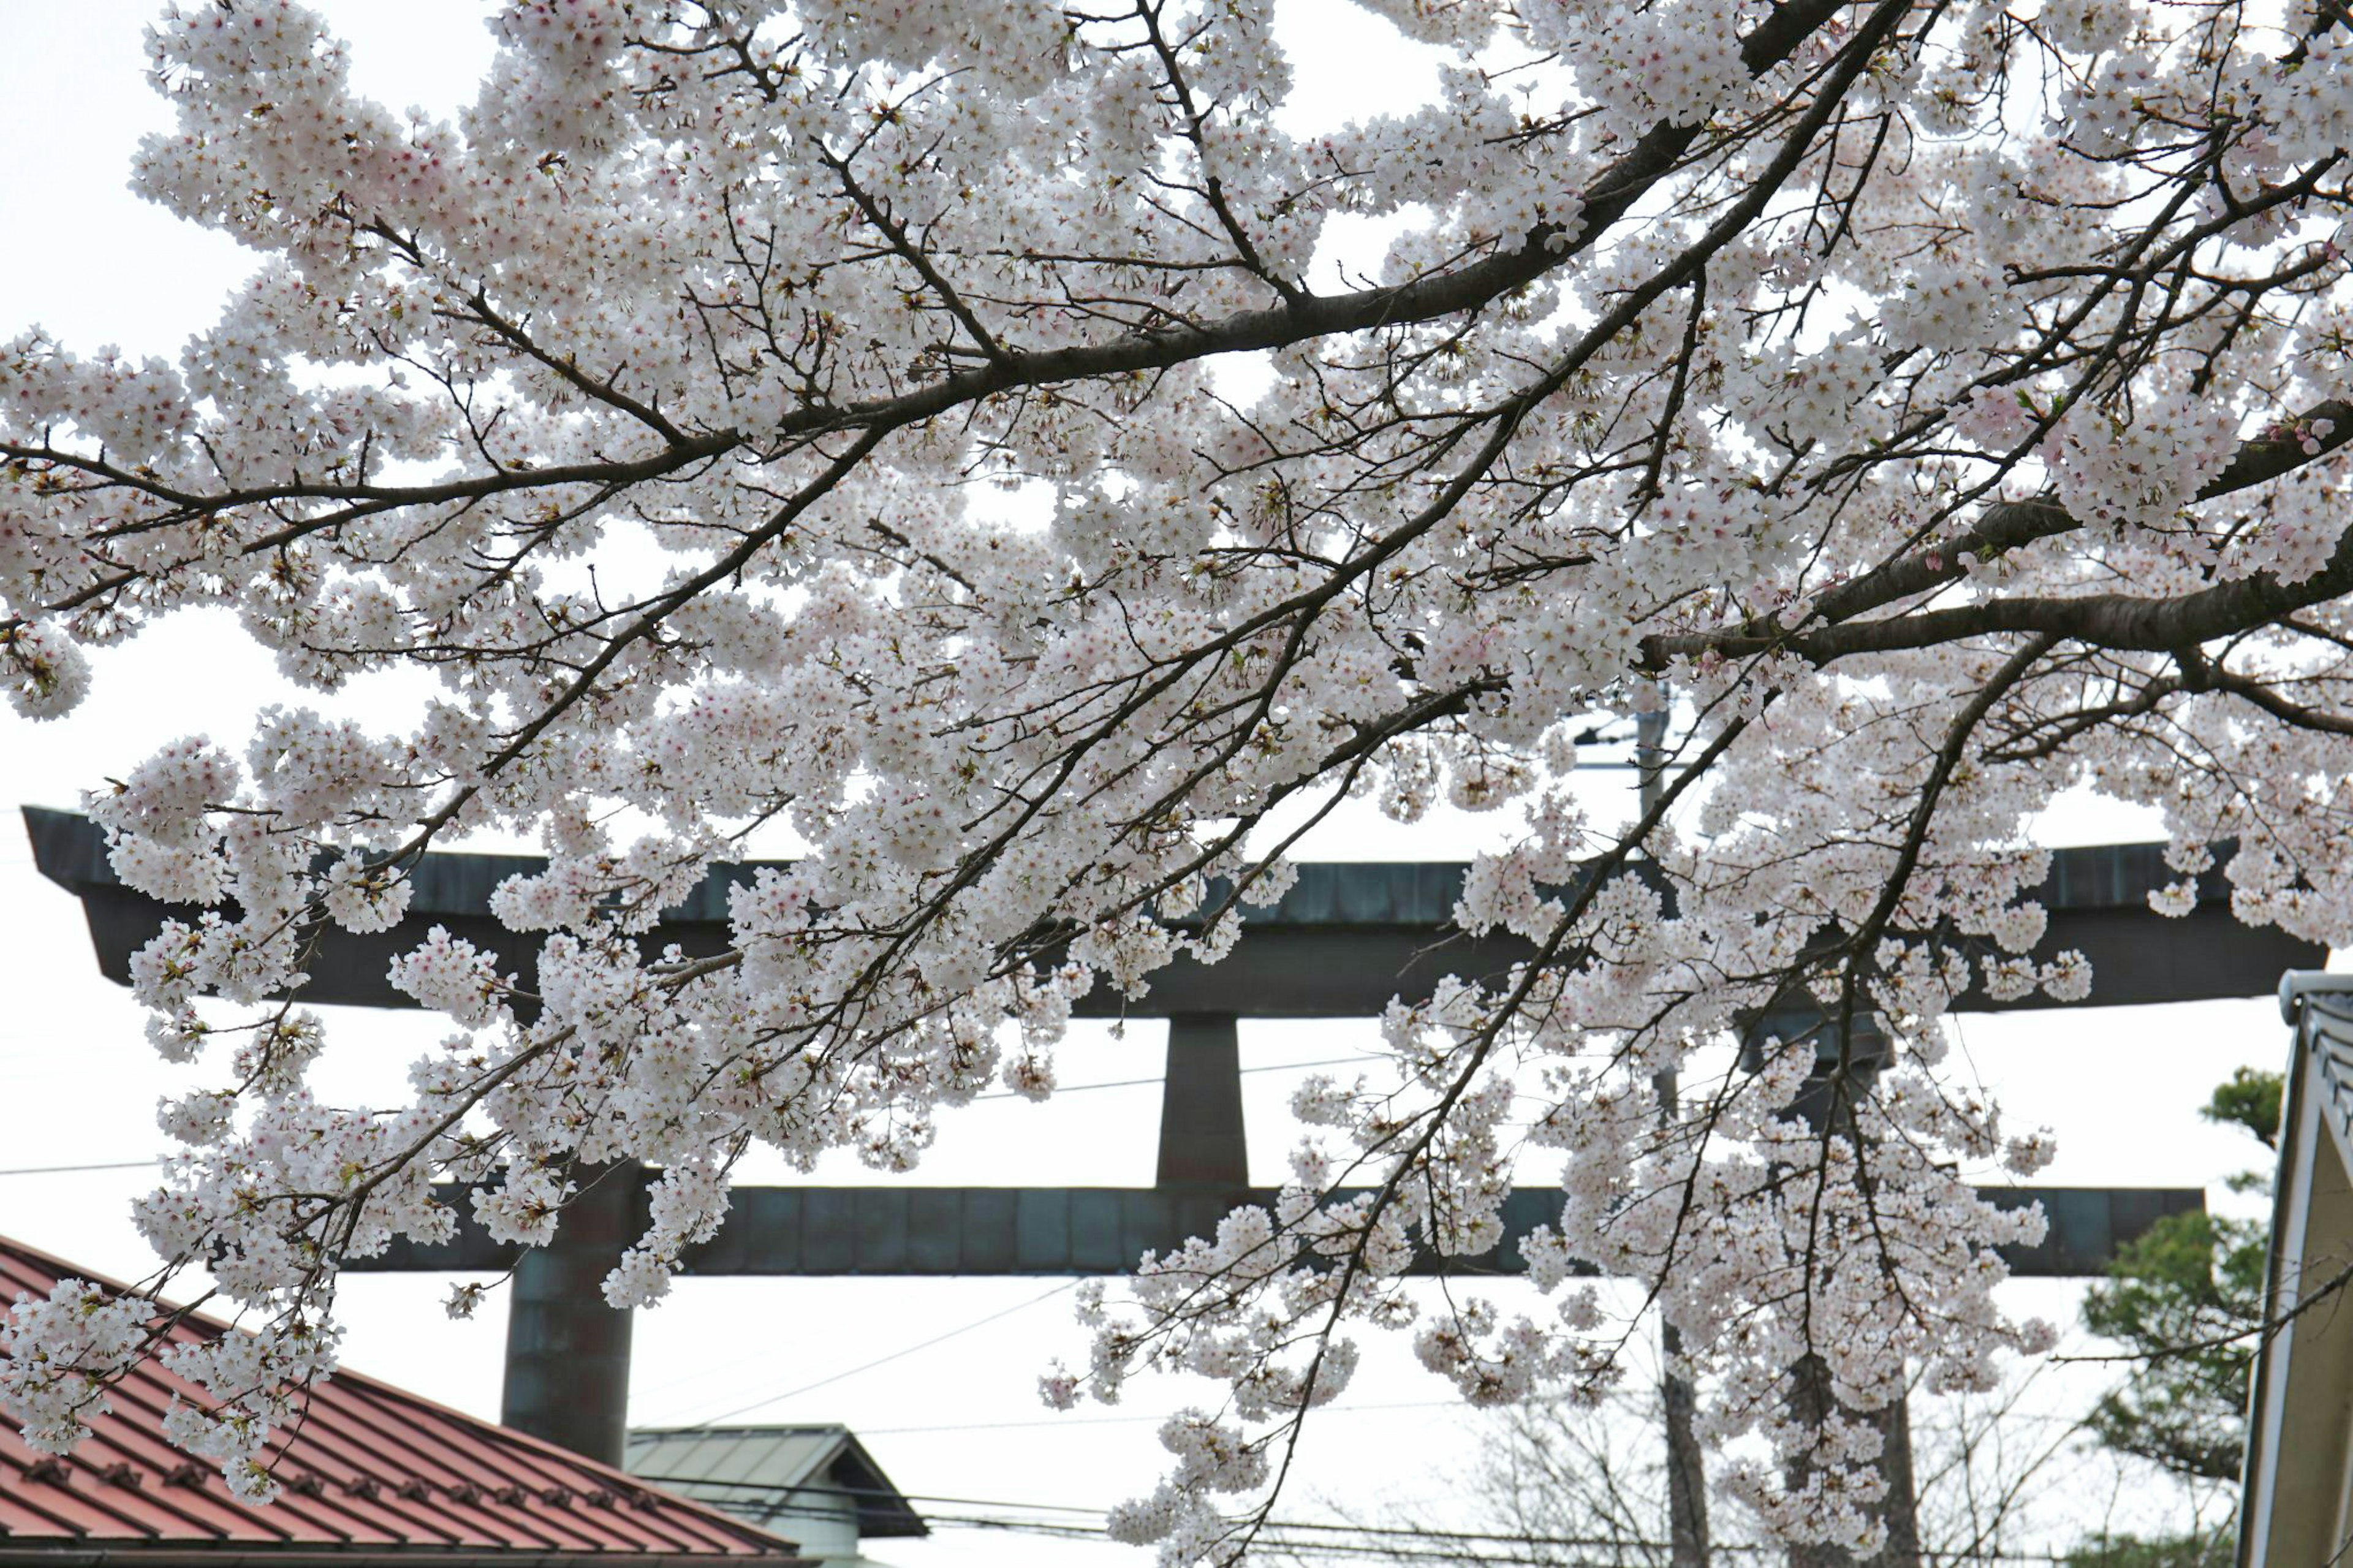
top-left (852, 1398), bottom-right (1476, 1436)
top-left (672, 1278), bottom-right (1079, 1429)
top-left (0, 1055), bottom-right (1392, 1178)
top-left (628, 1478), bottom-right (2141, 1568)
top-left (644, 1474), bottom-right (1674, 1547)
top-left (971, 1051), bottom-right (1387, 1101)
top-left (893, 1515), bottom-right (1622, 1567)
top-left (626, 1475), bottom-right (1673, 1560)
top-left (623, 1474), bottom-right (2121, 1566)
top-left (0, 1159), bottom-right (159, 1178)
top-left (650, 1489), bottom-right (1604, 1568)
top-left (632, 1474), bottom-right (1101, 1516)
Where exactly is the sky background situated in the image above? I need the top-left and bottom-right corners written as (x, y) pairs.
top-left (0, 1), bottom-right (2312, 1561)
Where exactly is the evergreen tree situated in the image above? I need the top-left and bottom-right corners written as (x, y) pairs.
top-left (2078, 1068), bottom-right (2281, 1483)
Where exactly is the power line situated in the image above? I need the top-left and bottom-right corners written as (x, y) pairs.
top-left (628, 1475), bottom-right (1673, 1561)
top-left (972, 1051), bottom-right (1386, 1101)
top-left (640, 1489), bottom-right (1600, 1568)
top-left (1, 1053), bottom-right (1391, 1180)
top-left (633, 1479), bottom-right (2146, 1568)
top-left (913, 1515), bottom-right (1619, 1567)
top-left (648, 1474), bottom-right (1678, 1548)
top-left (853, 1398), bottom-right (1477, 1436)
top-left (673, 1278), bottom-right (1078, 1429)
top-left (632, 1474), bottom-right (1102, 1517)
top-left (0, 1159), bottom-right (159, 1178)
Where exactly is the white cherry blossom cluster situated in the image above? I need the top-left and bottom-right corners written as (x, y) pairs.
top-left (0, 1283), bottom-right (150, 1455)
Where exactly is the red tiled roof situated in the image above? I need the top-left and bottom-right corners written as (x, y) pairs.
top-left (0, 1235), bottom-right (804, 1564)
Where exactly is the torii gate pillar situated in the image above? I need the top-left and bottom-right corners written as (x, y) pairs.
top-left (502, 1162), bottom-right (637, 1467)
top-left (490, 1014), bottom-right (1256, 1464)
top-left (1158, 1015), bottom-right (1248, 1187)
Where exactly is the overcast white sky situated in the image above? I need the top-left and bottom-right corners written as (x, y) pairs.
top-left (0, 1), bottom-right (2312, 1561)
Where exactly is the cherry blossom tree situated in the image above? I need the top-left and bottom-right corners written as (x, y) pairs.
top-left (2, 0), bottom-right (2350, 1558)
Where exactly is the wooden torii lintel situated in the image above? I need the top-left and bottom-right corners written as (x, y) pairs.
top-left (20, 808), bottom-right (2298, 1464)
top-left (22, 807), bottom-right (2324, 1018)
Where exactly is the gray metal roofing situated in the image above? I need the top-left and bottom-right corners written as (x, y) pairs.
top-left (627, 1430), bottom-right (842, 1493)
top-left (623, 1430), bottom-right (925, 1541)
top-left (2301, 988), bottom-right (2353, 1177)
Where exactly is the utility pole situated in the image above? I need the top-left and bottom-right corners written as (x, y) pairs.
top-left (1779, 1018), bottom-right (1923, 1568)
top-left (1637, 696), bottom-right (1710, 1568)
top-left (1627, 712), bottom-right (1919, 1568)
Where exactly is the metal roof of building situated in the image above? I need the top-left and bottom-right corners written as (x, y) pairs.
top-left (623, 1429), bottom-right (924, 1542)
top-left (0, 1235), bottom-right (805, 1566)
top-left (2294, 983), bottom-right (2353, 1176)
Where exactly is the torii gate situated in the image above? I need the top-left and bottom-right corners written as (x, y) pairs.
top-left (23, 806), bottom-right (2319, 1466)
